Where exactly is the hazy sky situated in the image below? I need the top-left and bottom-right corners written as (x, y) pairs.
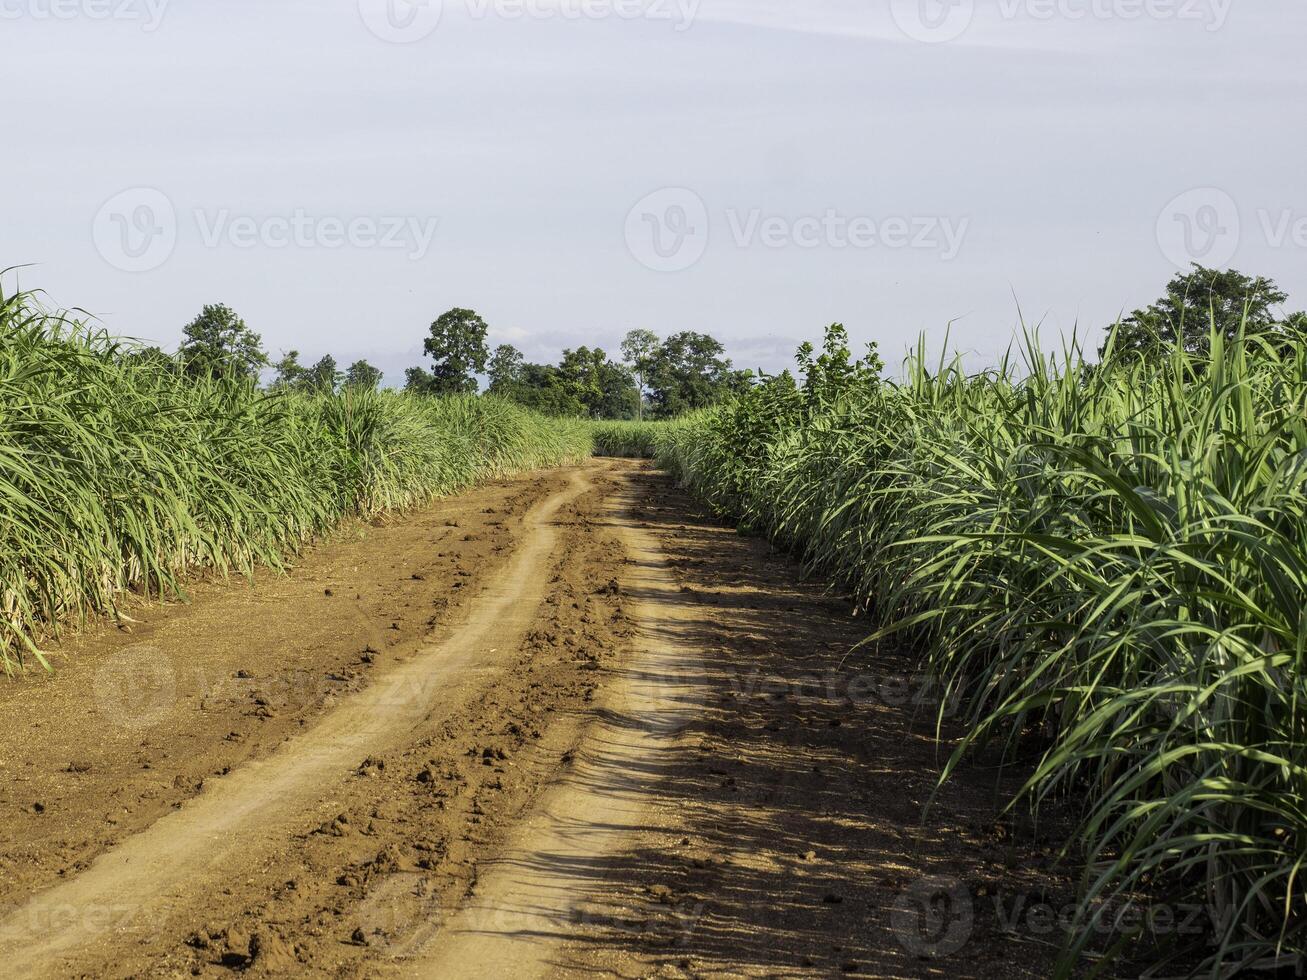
top-left (2, 0), bottom-right (1304, 383)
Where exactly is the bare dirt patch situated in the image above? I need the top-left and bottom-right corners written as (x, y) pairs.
top-left (0, 473), bottom-right (566, 912)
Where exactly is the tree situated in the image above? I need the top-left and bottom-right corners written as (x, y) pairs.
top-left (271, 350), bottom-right (306, 390)
top-left (594, 358), bottom-right (640, 419)
top-left (553, 347), bottom-right (639, 419)
top-left (178, 304), bottom-right (267, 380)
top-left (303, 355), bottom-right (340, 393)
top-left (419, 308), bottom-right (489, 395)
top-left (1282, 312), bottom-right (1307, 344)
top-left (1105, 266), bottom-right (1292, 358)
top-left (344, 359), bottom-right (383, 390)
top-left (509, 363), bottom-right (585, 417)
top-left (488, 345), bottom-right (631, 417)
top-left (556, 346), bottom-right (605, 413)
top-left (620, 328), bottom-right (659, 421)
top-left (646, 331), bottom-right (739, 417)
top-left (404, 365), bottom-right (436, 394)
top-left (119, 344), bottom-right (177, 374)
top-left (487, 344), bottom-right (524, 393)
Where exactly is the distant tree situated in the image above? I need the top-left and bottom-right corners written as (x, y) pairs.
top-left (510, 363), bottom-right (586, 417)
top-left (420, 308), bottom-right (490, 394)
top-left (1105, 266), bottom-right (1293, 358)
top-left (178, 303), bottom-right (267, 380)
top-left (556, 346), bottom-right (604, 412)
top-left (554, 347), bottom-right (639, 420)
top-left (303, 354), bottom-right (340, 393)
top-left (619, 328), bottom-right (659, 421)
top-left (486, 343), bottom-right (629, 418)
top-left (1248, 311), bottom-right (1307, 359)
top-left (119, 344), bottom-right (177, 373)
top-left (404, 365), bottom-right (436, 394)
top-left (646, 331), bottom-right (738, 417)
top-left (344, 359), bottom-right (383, 390)
top-left (594, 358), bottom-right (640, 419)
top-left (1282, 312), bottom-right (1307, 343)
top-left (271, 350), bottom-right (306, 390)
top-left (487, 344), bottom-right (525, 394)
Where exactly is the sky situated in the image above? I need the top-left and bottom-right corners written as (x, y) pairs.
top-left (2, 0), bottom-right (1304, 384)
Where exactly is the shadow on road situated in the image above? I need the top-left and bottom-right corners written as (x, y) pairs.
top-left (464, 464), bottom-right (1076, 979)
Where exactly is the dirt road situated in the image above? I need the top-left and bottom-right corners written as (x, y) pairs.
top-left (0, 461), bottom-right (1068, 978)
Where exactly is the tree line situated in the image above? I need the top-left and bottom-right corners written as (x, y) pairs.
top-left (400, 309), bottom-right (752, 420)
top-left (133, 303), bottom-right (388, 395)
top-left (139, 264), bottom-right (1305, 413)
top-left (161, 303), bottom-right (753, 419)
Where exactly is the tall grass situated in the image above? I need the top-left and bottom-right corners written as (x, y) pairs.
top-left (588, 419), bottom-right (668, 458)
top-left (0, 286), bottom-right (589, 673)
top-left (655, 326), bottom-right (1307, 976)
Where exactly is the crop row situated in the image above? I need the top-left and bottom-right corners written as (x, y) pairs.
top-left (650, 325), bottom-right (1306, 976)
top-left (0, 288), bottom-right (589, 672)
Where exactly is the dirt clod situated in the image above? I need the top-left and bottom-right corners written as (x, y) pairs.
top-left (248, 930), bottom-right (298, 973)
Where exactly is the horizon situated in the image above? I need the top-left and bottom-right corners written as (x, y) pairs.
top-left (3, 1), bottom-right (1304, 388)
top-left (9, 263), bottom-right (1297, 392)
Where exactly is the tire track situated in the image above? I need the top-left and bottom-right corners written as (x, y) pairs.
top-left (0, 469), bottom-right (593, 979)
top-left (387, 468), bottom-right (704, 978)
